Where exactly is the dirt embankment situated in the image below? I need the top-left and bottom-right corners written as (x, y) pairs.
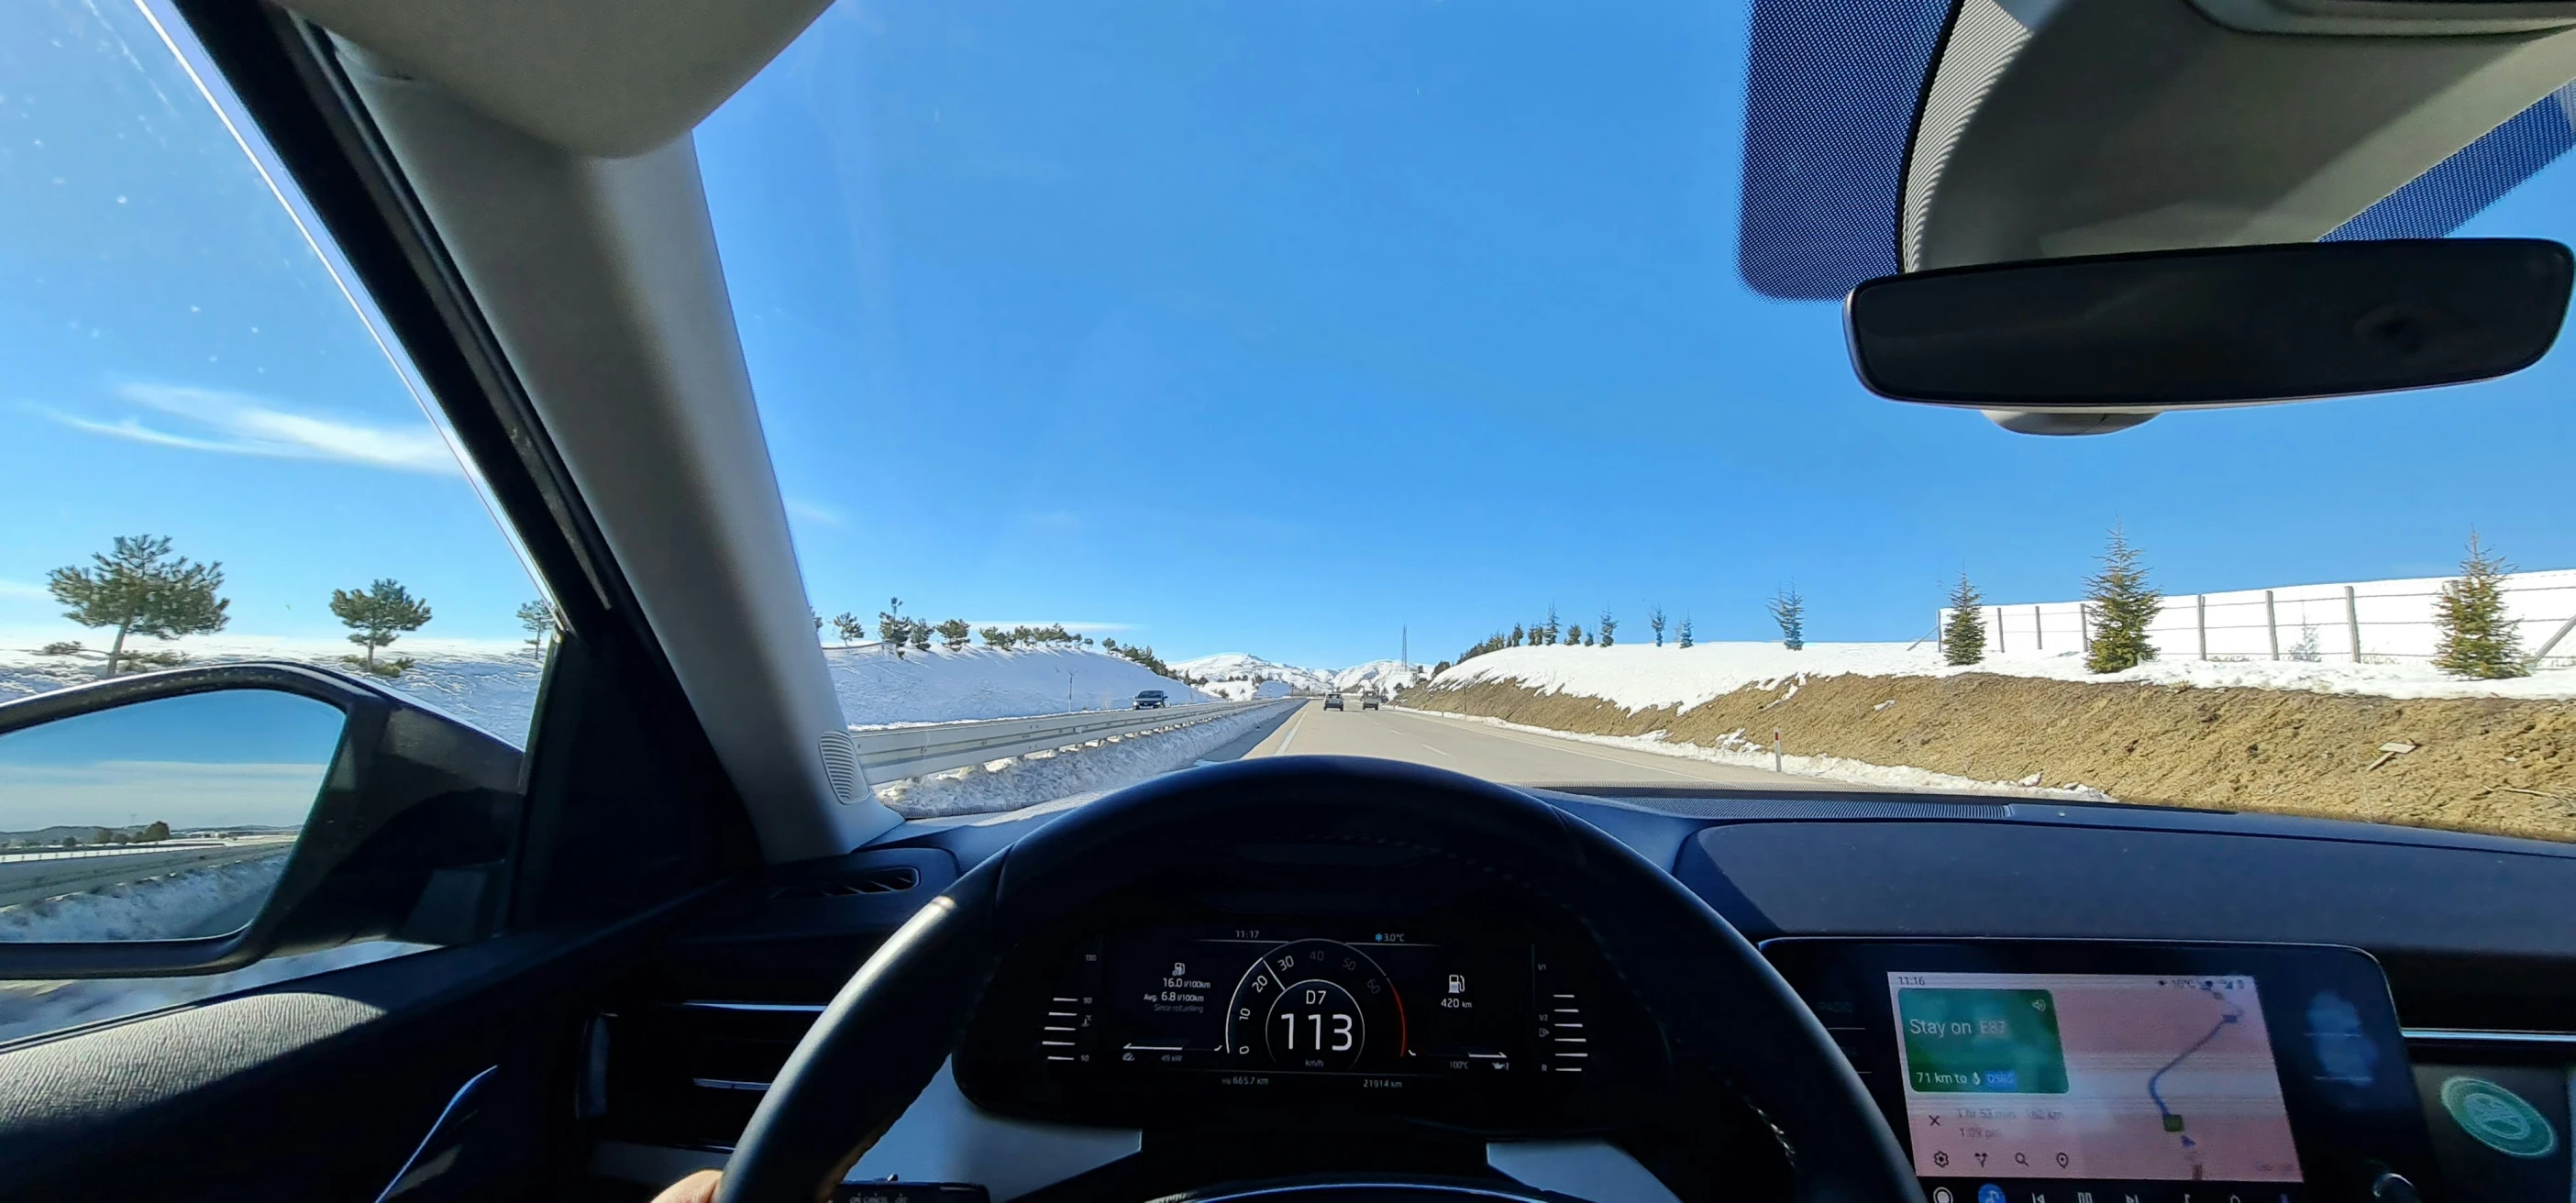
top-left (1400, 673), bottom-right (2576, 843)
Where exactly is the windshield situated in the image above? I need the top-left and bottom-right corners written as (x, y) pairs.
top-left (736, 3), bottom-right (2562, 836)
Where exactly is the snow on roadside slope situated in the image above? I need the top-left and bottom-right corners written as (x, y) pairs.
top-left (1431, 641), bottom-right (2576, 708)
top-left (829, 646), bottom-right (1210, 726)
top-left (877, 703), bottom-right (1289, 818)
top-left (1, 641), bottom-right (1210, 742)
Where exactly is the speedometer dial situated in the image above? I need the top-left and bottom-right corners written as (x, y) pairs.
top-left (1224, 939), bottom-right (1407, 1071)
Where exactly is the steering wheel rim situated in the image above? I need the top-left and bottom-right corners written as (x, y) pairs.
top-left (716, 756), bottom-right (1920, 1203)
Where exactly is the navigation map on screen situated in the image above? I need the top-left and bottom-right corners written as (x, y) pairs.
top-left (1888, 972), bottom-right (2305, 1183)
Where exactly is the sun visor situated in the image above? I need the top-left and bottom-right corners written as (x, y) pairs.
top-left (1900, 0), bottom-right (2576, 271)
top-left (288, 0), bottom-right (832, 158)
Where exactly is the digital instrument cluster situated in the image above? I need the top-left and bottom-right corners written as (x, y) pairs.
top-left (1042, 924), bottom-right (1587, 1080)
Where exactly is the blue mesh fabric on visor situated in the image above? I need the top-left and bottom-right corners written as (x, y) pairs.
top-left (1736, 0), bottom-right (1950, 300)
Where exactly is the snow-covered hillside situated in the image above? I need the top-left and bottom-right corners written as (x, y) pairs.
top-left (1428, 641), bottom-right (2576, 708)
top-left (1331, 659), bottom-right (1426, 694)
top-left (1173, 653), bottom-right (1337, 694)
top-left (0, 639), bottom-right (1211, 743)
top-left (825, 645), bottom-right (1210, 726)
top-left (1173, 653), bottom-right (1431, 696)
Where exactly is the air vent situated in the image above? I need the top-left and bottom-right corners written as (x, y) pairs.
top-left (769, 866), bottom-right (918, 900)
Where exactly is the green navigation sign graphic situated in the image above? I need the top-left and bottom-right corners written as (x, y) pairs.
top-left (2441, 1076), bottom-right (2557, 1158)
top-left (1897, 988), bottom-right (2070, 1094)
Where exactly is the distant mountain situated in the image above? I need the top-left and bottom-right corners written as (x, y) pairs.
top-left (1173, 653), bottom-right (1430, 697)
top-left (1172, 653), bottom-right (1336, 694)
top-left (1331, 659), bottom-right (1427, 693)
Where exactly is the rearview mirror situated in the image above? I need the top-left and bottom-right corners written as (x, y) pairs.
top-left (1845, 238), bottom-right (2572, 434)
top-left (0, 664), bottom-right (522, 977)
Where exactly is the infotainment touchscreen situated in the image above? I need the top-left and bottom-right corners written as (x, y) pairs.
top-left (1888, 972), bottom-right (2304, 1184)
top-left (1760, 940), bottom-right (2438, 1203)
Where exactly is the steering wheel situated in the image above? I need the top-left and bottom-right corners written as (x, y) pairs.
top-left (714, 756), bottom-right (1918, 1203)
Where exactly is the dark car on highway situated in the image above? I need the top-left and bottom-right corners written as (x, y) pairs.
top-left (1132, 690), bottom-right (1167, 710)
top-left (1322, 692), bottom-right (1343, 711)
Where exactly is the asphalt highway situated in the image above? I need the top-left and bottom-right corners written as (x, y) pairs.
top-left (1239, 701), bottom-right (1825, 789)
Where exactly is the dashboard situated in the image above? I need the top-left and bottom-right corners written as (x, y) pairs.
top-left (601, 787), bottom-right (2576, 1203)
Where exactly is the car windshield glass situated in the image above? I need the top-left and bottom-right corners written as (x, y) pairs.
top-left (699, 1), bottom-right (2576, 839)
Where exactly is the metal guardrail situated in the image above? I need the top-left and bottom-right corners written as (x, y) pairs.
top-left (0, 841), bottom-right (294, 910)
top-left (852, 698), bottom-right (1295, 782)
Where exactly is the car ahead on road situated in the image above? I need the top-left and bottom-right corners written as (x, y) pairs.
top-left (6, 6), bottom-right (2572, 1203)
top-left (1361, 696), bottom-right (1381, 710)
top-left (1132, 690), bottom-right (1167, 710)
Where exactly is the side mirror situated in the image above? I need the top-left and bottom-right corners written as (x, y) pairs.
top-left (1844, 238), bottom-right (2573, 435)
top-left (0, 663), bottom-right (522, 977)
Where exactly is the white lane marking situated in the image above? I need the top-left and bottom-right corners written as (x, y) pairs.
top-left (1403, 711), bottom-right (1721, 781)
top-left (1416, 743), bottom-right (1453, 758)
top-left (1275, 705), bottom-right (1308, 755)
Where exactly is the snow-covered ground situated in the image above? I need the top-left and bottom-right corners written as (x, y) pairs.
top-left (876, 702), bottom-right (1291, 818)
top-left (1173, 652), bottom-right (1431, 695)
top-left (1431, 641), bottom-right (2576, 709)
top-left (1, 638), bottom-right (1213, 744)
top-left (828, 645), bottom-right (1208, 726)
top-left (1198, 679), bottom-right (1295, 701)
top-left (0, 851), bottom-right (288, 942)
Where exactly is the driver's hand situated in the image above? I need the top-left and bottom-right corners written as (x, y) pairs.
top-left (651, 1169), bottom-right (723, 1203)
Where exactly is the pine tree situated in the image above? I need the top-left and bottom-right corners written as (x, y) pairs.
top-left (1648, 605), bottom-right (1666, 646)
top-left (516, 600), bottom-right (556, 662)
top-left (2083, 524), bottom-right (2163, 673)
top-left (1942, 573), bottom-right (1986, 666)
top-left (46, 535), bottom-right (230, 677)
top-left (935, 618), bottom-right (970, 651)
top-left (1767, 588), bottom-right (1805, 651)
top-left (978, 625), bottom-right (1013, 650)
top-left (1597, 610), bottom-right (1617, 647)
top-left (911, 623), bottom-right (932, 654)
top-left (1565, 624), bottom-right (1585, 646)
top-left (879, 597), bottom-right (909, 659)
top-left (1542, 605), bottom-right (1561, 646)
top-left (831, 612), bottom-right (868, 646)
top-left (2432, 532), bottom-right (2527, 679)
top-left (1677, 614), bottom-right (1694, 648)
top-left (329, 579), bottom-right (432, 677)
top-left (1509, 624), bottom-right (1525, 647)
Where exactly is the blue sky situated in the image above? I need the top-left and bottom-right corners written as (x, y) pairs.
top-left (6, 0), bottom-right (2576, 674)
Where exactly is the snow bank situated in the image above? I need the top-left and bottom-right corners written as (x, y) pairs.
top-left (0, 641), bottom-right (1214, 745)
top-left (0, 852), bottom-right (288, 942)
top-left (1431, 641), bottom-right (2576, 709)
top-left (828, 646), bottom-right (1210, 726)
top-left (1199, 679), bottom-right (1295, 701)
top-left (878, 703), bottom-right (1290, 818)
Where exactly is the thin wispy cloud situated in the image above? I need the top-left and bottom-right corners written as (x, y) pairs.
top-left (37, 383), bottom-right (463, 476)
top-left (0, 579), bottom-right (51, 602)
top-left (784, 498), bottom-right (846, 527)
